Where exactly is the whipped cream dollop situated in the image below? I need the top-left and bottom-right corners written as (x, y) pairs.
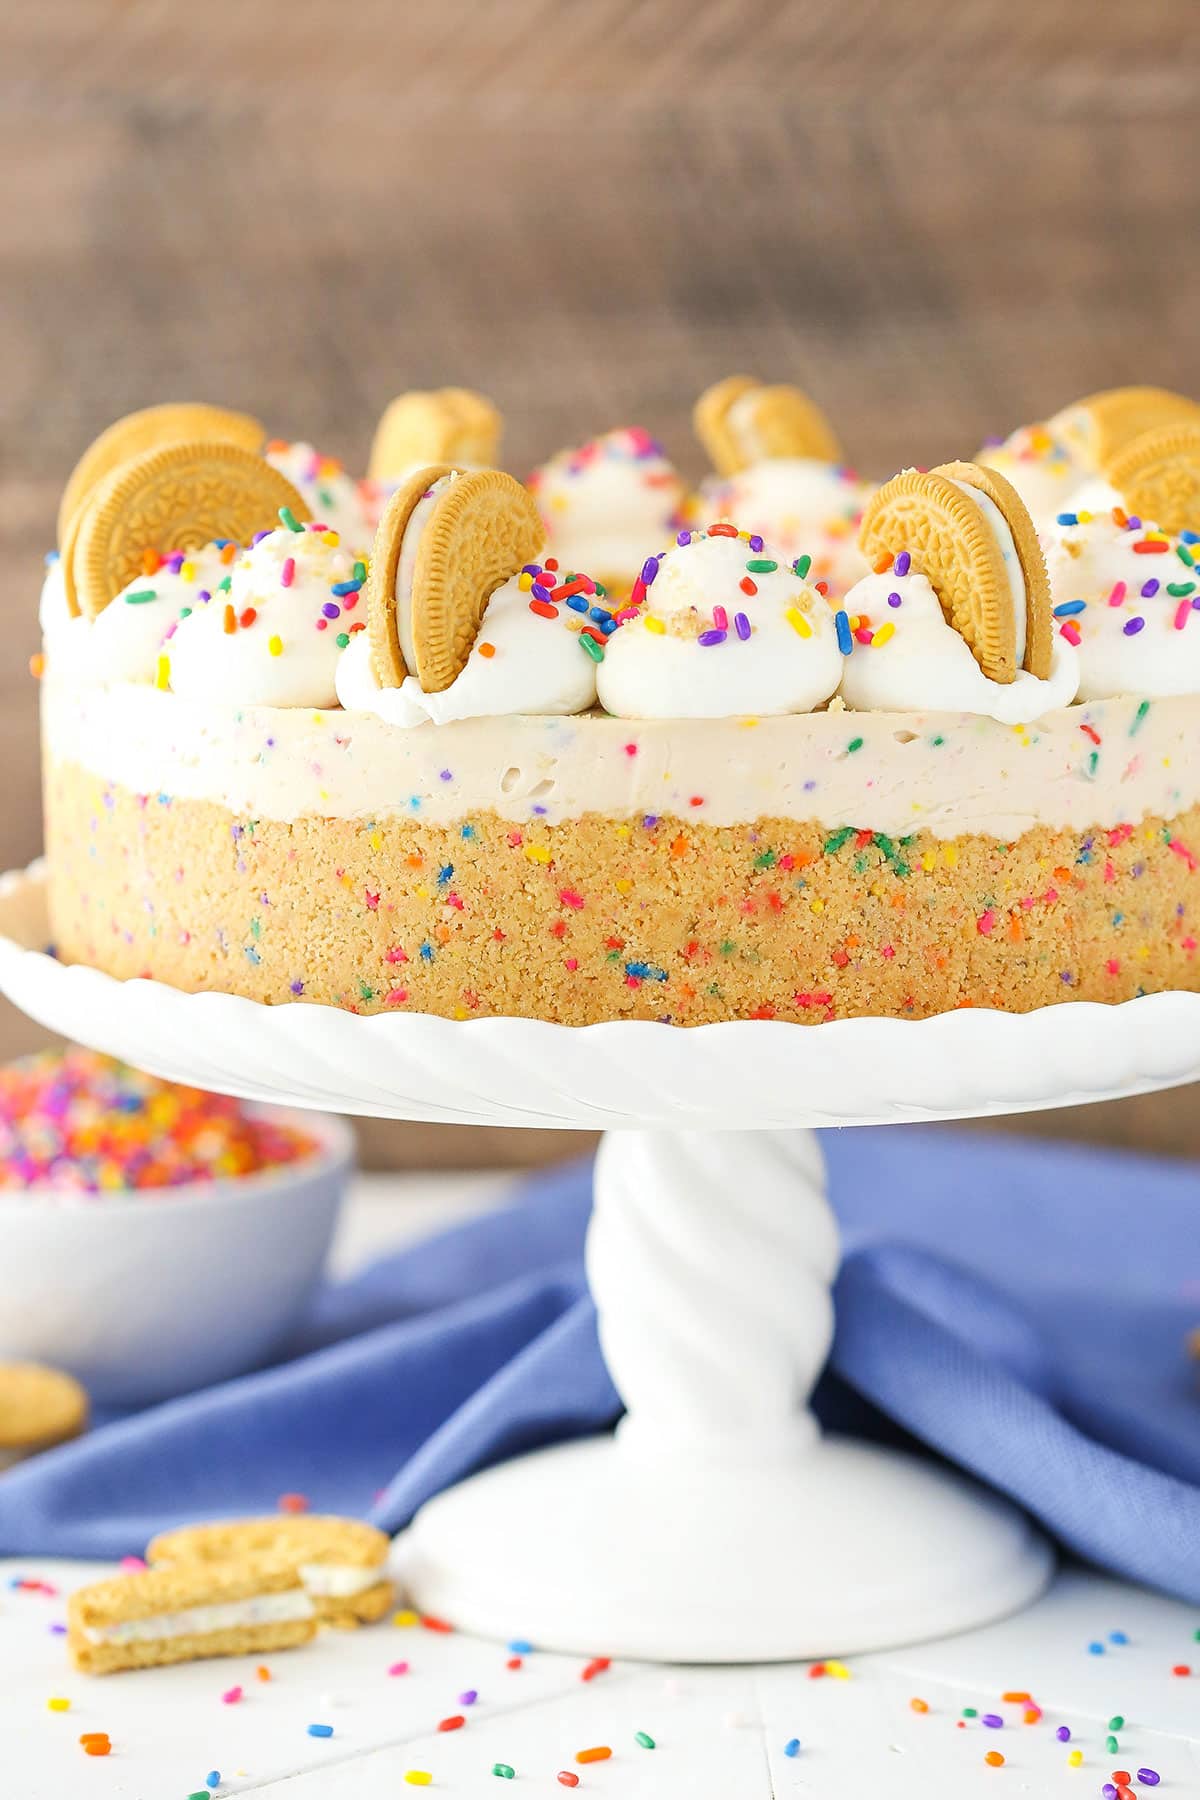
top-left (702, 458), bottom-right (874, 595)
top-left (595, 528), bottom-right (843, 719)
top-left (337, 554), bottom-right (601, 725)
top-left (1043, 507), bottom-right (1200, 700)
top-left (40, 543), bottom-right (234, 682)
top-left (265, 440), bottom-right (374, 553)
top-left (977, 423), bottom-right (1089, 533)
top-left (167, 523), bottom-right (367, 708)
top-left (528, 428), bottom-right (689, 589)
top-left (837, 568), bottom-right (1079, 722)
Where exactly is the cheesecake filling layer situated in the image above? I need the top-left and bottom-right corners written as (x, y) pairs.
top-left (41, 677), bottom-right (1198, 841)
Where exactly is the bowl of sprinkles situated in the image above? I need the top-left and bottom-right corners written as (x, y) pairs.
top-left (0, 1048), bottom-right (353, 1405)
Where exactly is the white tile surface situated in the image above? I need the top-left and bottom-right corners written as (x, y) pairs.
top-left (4, 1172), bottom-right (1196, 1797)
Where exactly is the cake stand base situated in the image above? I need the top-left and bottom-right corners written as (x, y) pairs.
top-left (400, 1435), bottom-right (1052, 1662)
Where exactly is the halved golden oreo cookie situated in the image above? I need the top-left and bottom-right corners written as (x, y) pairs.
top-left (1051, 385), bottom-right (1200, 469)
top-left (367, 466), bottom-right (544, 693)
top-left (367, 388), bottom-right (502, 483)
top-left (365, 464), bottom-right (459, 687)
top-left (1103, 421), bottom-right (1200, 535)
top-left (74, 441), bottom-right (310, 620)
top-left (858, 460), bottom-right (1052, 683)
top-left (57, 403), bottom-right (264, 550)
top-left (694, 375), bottom-right (842, 476)
top-left (59, 496), bottom-right (87, 619)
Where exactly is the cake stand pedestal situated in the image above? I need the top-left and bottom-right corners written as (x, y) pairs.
top-left (4, 860), bottom-right (1200, 1659)
top-left (402, 1127), bottom-right (1050, 1659)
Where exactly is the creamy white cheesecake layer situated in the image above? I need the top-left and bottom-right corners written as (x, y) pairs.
top-left (41, 676), bottom-right (1196, 841)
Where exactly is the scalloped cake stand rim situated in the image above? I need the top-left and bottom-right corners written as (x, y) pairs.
top-left (3, 859), bottom-right (1200, 1128)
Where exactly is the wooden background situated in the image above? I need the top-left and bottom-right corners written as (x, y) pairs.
top-left (4, 0), bottom-right (1200, 1164)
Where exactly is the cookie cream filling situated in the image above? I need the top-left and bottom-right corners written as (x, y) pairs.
top-left (837, 570), bottom-right (1079, 722)
top-left (390, 472), bottom-right (461, 671)
top-left (298, 1562), bottom-right (384, 1598)
top-left (595, 529), bottom-right (843, 719)
top-left (82, 1589), bottom-right (313, 1645)
top-left (949, 481), bottom-right (1027, 663)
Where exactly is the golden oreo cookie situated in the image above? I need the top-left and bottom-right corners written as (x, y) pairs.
top-left (147, 1513), bottom-right (394, 1629)
top-left (368, 388), bottom-right (502, 482)
top-left (0, 1362), bottom-right (88, 1465)
top-left (57, 403), bottom-right (264, 550)
top-left (694, 375), bottom-right (842, 476)
top-left (1052, 385), bottom-right (1200, 470)
top-left (858, 460), bottom-right (1052, 683)
top-left (1103, 421), bottom-right (1200, 535)
top-left (73, 441), bottom-right (310, 620)
top-left (366, 464), bottom-right (459, 687)
top-left (368, 466), bottom-right (544, 693)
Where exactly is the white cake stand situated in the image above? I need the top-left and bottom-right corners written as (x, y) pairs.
top-left (5, 859), bottom-right (1200, 1660)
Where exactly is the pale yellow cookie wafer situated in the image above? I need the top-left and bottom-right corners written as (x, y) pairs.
top-left (365, 464), bottom-right (459, 687)
top-left (411, 469), bottom-right (545, 692)
top-left (693, 375), bottom-right (760, 475)
top-left (0, 1362), bottom-right (88, 1455)
top-left (858, 460), bottom-right (1051, 683)
top-left (57, 403), bottom-right (264, 549)
top-left (1103, 421), bottom-right (1200, 535)
top-left (368, 388), bottom-right (501, 482)
top-left (59, 497), bottom-right (87, 619)
top-left (1053, 385), bottom-right (1200, 469)
top-left (694, 376), bottom-right (842, 476)
top-left (74, 441), bottom-right (310, 621)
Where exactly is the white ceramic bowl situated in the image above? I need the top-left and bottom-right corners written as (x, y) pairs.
top-left (0, 1105), bottom-right (354, 1406)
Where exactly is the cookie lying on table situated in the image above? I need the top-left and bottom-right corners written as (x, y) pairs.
top-left (147, 1514), bottom-right (394, 1628)
top-left (68, 1555), bottom-right (316, 1675)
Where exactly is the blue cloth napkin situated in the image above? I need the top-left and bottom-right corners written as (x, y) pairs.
top-left (3, 1127), bottom-right (1200, 1602)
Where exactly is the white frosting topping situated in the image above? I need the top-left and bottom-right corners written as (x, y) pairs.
top-left (336, 567), bottom-right (598, 725)
top-left (1044, 510), bottom-right (1200, 700)
top-left (167, 525), bottom-right (367, 708)
top-left (298, 1562), bottom-right (381, 1598)
top-left (529, 428), bottom-right (687, 585)
top-left (703, 458), bottom-right (873, 594)
top-left (40, 545), bottom-right (231, 683)
top-left (595, 531), bottom-right (843, 719)
top-left (264, 440), bottom-right (373, 553)
top-left (977, 423), bottom-right (1089, 532)
top-left (83, 1588), bottom-right (313, 1645)
top-left (838, 570), bottom-right (1079, 723)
